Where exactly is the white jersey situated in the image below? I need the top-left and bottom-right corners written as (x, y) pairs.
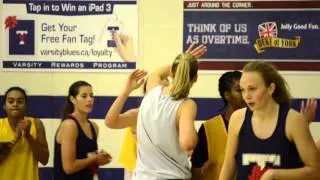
top-left (133, 86), bottom-right (191, 180)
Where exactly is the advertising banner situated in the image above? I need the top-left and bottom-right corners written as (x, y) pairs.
top-left (1, 0), bottom-right (138, 71)
top-left (183, 1), bottom-right (320, 71)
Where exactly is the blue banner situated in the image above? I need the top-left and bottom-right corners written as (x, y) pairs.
top-left (183, 1), bottom-right (320, 70)
top-left (184, 11), bottom-right (320, 60)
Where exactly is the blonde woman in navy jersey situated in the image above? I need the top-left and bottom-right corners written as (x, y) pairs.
top-left (219, 61), bottom-right (320, 180)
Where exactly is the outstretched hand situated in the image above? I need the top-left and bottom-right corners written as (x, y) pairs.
top-left (300, 98), bottom-right (317, 124)
top-left (125, 69), bottom-right (147, 93)
top-left (186, 43), bottom-right (207, 59)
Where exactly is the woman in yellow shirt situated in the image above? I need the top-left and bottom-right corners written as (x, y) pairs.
top-left (191, 71), bottom-right (246, 180)
top-left (0, 86), bottom-right (49, 180)
top-left (118, 126), bottom-right (138, 180)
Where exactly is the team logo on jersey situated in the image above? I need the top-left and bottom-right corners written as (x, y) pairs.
top-left (248, 165), bottom-right (270, 180)
top-left (5, 16), bottom-right (35, 55)
top-left (243, 153), bottom-right (280, 180)
top-left (254, 22), bottom-right (300, 53)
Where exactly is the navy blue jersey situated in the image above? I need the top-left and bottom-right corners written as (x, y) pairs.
top-left (236, 105), bottom-right (303, 180)
top-left (53, 115), bottom-right (98, 180)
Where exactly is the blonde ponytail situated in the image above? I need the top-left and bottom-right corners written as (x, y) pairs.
top-left (170, 53), bottom-right (198, 100)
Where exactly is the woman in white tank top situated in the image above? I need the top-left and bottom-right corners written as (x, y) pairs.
top-left (105, 44), bottom-right (206, 180)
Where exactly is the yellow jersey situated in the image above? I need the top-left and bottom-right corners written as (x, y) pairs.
top-left (0, 117), bottom-right (39, 180)
top-left (203, 114), bottom-right (228, 180)
top-left (118, 126), bottom-right (137, 171)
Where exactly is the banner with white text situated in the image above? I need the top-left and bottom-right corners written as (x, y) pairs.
top-left (1, 0), bottom-right (137, 71)
top-left (183, 1), bottom-right (320, 71)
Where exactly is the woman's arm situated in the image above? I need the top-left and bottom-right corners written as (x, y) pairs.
top-left (300, 98), bottom-right (317, 124)
top-left (219, 109), bottom-right (245, 180)
top-left (105, 70), bottom-right (146, 129)
top-left (146, 43), bottom-right (207, 94)
top-left (145, 65), bottom-right (171, 94)
top-left (178, 99), bottom-right (198, 153)
top-left (262, 110), bottom-right (320, 180)
top-left (25, 118), bottom-right (49, 165)
top-left (300, 98), bottom-right (320, 152)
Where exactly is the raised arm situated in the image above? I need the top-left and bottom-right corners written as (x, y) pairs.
top-left (261, 110), bottom-right (320, 180)
top-left (185, 43), bottom-right (207, 59)
top-left (145, 65), bottom-right (171, 94)
top-left (146, 43), bottom-right (207, 94)
top-left (105, 69), bottom-right (147, 129)
top-left (300, 98), bottom-right (317, 124)
top-left (300, 98), bottom-right (320, 151)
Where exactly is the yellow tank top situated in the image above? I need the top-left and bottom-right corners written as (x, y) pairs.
top-left (118, 126), bottom-right (137, 171)
top-left (0, 117), bottom-right (39, 180)
top-left (203, 114), bottom-right (228, 180)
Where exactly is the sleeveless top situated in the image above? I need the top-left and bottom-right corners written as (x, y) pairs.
top-left (118, 126), bottom-right (137, 171)
top-left (203, 114), bottom-right (228, 180)
top-left (235, 105), bottom-right (303, 180)
top-left (0, 117), bottom-right (39, 180)
top-left (133, 86), bottom-right (191, 180)
top-left (53, 115), bottom-right (98, 180)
